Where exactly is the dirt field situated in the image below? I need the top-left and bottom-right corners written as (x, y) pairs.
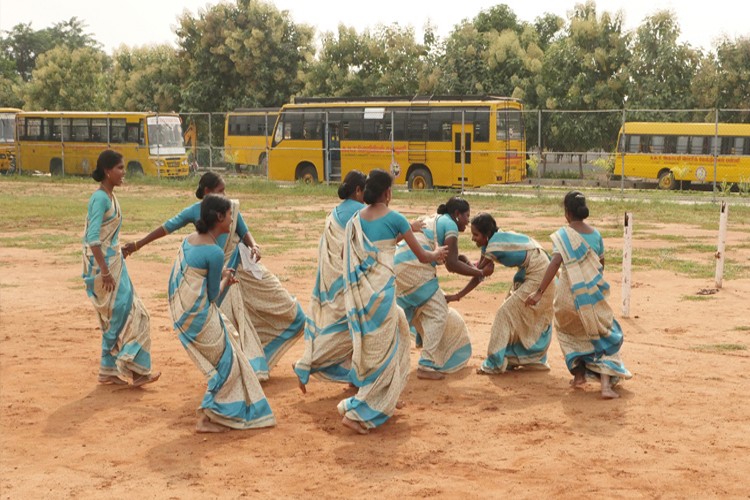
top-left (1, 180), bottom-right (749, 498)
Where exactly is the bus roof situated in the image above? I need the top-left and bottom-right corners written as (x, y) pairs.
top-left (15, 111), bottom-right (181, 118)
top-left (620, 121), bottom-right (750, 136)
top-left (290, 95), bottom-right (522, 107)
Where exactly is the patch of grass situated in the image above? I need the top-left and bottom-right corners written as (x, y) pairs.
top-left (733, 326), bottom-right (750, 331)
top-left (681, 243), bottom-right (717, 253)
top-left (152, 292), bottom-right (169, 300)
top-left (692, 343), bottom-right (747, 352)
top-left (287, 264), bottom-right (316, 275)
top-left (680, 295), bottom-right (714, 302)
top-left (0, 233), bottom-right (80, 249)
top-left (481, 280), bottom-right (511, 294)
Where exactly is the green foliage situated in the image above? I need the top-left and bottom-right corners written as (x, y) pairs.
top-left (109, 45), bottom-right (182, 112)
top-left (23, 45), bottom-right (110, 110)
top-left (175, 0), bottom-right (315, 111)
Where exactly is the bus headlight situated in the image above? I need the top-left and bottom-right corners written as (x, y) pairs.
top-left (154, 160), bottom-right (165, 167)
top-left (181, 159), bottom-right (188, 166)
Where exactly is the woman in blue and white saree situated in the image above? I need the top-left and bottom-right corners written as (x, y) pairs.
top-left (168, 195), bottom-right (275, 432)
top-left (338, 169), bottom-right (447, 434)
top-left (83, 150), bottom-right (159, 387)
top-left (526, 191), bottom-right (631, 399)
top-left (293, 171), bottom-right (366, 391)
top-left (455, 213), bottom-right (554, 374)
top-left (394, 197), bottom-right (485, 380)
top-left (124, 172), bottom-right (304, 376)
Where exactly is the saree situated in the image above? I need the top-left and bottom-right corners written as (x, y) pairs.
top-left (337, 213), bottom-right (411, 429)
top-left (219, 200), bottom-right (269, 380)
top-left (394, 215), bottom-right (471, 373)
top-left (479, 232), bottom-right (554, 374)
top-left (551, 226), bottom-right (632, 382)
top-left (168, 243), bottom-right (276, 429)
top-left (294, 211), bottom-right (353, 385)
top-left (82, 192), bottom-right (152, 381)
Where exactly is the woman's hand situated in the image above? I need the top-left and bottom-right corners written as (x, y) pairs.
top-left (122, 242), bottom-right (136, 258)
top-left (251, 245), bottom-right (262, 262)
top-left (222, 268), bottom-right (238, 285)
top-left (524, 290), bottom-right (543, 307)
top-left (101, 273), bottom-right (115, 292)
top-left (410, 218), bottom-right (426, 233)
top-left (432, 245), bottom-right (449, 264)
top-left (481, 262), bottom-right (495, 277)
top-left (444, 293), bottom-right (460, 303)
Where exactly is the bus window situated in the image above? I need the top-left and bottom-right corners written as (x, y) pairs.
top-left (284, 110), bottom-right (303, 140)
top-left (0, 114), bottom-right (13, 143)
top-left (71, 119), bottom-right (89, 142)
top-left (473, 107), bottom-right (490, 142)
top-left (627, 135), bottom-right (641, 153)
top-left (650, 135), bottom-right (665, 153)
top-left (25, 118), bottom-right (43, 140)
top-left (428, 110), bottom-right (451, 142)
top-left (303, 110), bottom-right (323, 140)
top-left (689, 136), bottom-right (705, 155)
top-left (507, 111), bottom-right (522, 141)
top-left (342, 110), bottom-right (362, 140)
top-left (676, 136), bottom-right (689, 154)
top-left (110, 119), bottom-right (126, 143)
top-left (496, 112), bottom-right (507, 140)
top-left (91, 119), bottom-right (107, 142)
top-left (731, 137), bottom-right (746, 155)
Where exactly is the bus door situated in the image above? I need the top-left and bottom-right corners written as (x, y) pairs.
top-left (452, 123), bottom-right (473, 186)
top-left (324, 122), bottom-right (341, 182)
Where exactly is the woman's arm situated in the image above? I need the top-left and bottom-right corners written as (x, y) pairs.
top-left (90, 245), bottom-right (115, 292)
top-left (123, 226), bottom-right (167, 258)
top-left (444, 237), bottom-right (484, 278)
top-left (524, 253), bottom-right (562, 306)
top-left (401, 229), bottom-right (447, 263)
top-left (444, 256), bottom-right (494, 302)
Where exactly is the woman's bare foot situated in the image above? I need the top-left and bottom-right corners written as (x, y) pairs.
top-left (133, 371), bottom-right (161, 387)
top-left (341, 416), bottom-right (369, 435)
top-left (600, 374), bottom-right (619, 399)
top-left (196, 415), bottom-right (229, 433)
top-left (417, 368), bottom-right (445, 380)
top-left (395, 400), bottom-right (406, 410)
top-left (292, 363), bottom-right (306, 394)
top-left (98, 375), bottom-right (127, 385)
top-left (569, 373), bottom-right (586, 389)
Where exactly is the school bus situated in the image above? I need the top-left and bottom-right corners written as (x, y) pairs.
top-left (15, 111), bottom-right (190, 177)
top-left (268, 96), bottom-right (526, 189)
top-left (616, 122), bottom-right (750, 189)
top-left (224, 108), bottom-right (278, 171)
top-left (0, 108), bottom-right (20, 173)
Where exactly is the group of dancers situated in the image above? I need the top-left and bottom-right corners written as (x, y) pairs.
top-left (83, 149), bottom-right (632, 435)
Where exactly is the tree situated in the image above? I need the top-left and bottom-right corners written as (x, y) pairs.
top-left (0, 55), bottom-right (24, 107)
top-left (0, 17), bottom-right (99, 82)
top-left (109, 44), bottom-right (182, 112)
top-left (175, 0), bottom-right (315, 111)
top-left (24, 46), bottom-right (109, 110)
top-left (692, 37), bottom-right (750, 120)
top-left (437, 4), bottom-right (559, 106)
top-left (540, 1), bottom-right (630, 177)
top-left (626, 11), bottom-right (700, 116)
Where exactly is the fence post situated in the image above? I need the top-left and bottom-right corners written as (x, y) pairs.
top-left (537, 109), bottom-right (542, 183)
top-left (712, 108), bottom-right (719, 198)
top-left (715, 201), bottom-right (728, 288)
top-left (620, 109), bottom-right (626, 196)
top-left (621, 212), bottom-right (633, 318)
top-left (61, 113), bottom-right (65, 177)
top-left (461, 110), bottom-right (465, 195)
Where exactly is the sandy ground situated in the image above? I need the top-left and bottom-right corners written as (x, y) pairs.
top-left (1, 187), bottom-right (750, 498)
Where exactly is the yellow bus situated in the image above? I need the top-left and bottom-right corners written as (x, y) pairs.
top-left (268, 96), bottom-right (526, 189)
top-left (224, 108), bottom-right (278, 171)
top-left (616, 122), bottom-right (750, 189)
top-left (0, 108), bottom-right (20, 173)
top-left (15, 111), bottom-right (190, 177)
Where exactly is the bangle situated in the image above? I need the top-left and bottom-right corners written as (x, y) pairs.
top-left (133, 241), bottom-right (139, 251)
top-left (536, 288), bottom-right (543, 294)
top-left (101, 270), bottom-right (111, 277)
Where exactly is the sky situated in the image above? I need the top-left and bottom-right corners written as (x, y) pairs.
top-left (0, 0), bottom-right (746, 54)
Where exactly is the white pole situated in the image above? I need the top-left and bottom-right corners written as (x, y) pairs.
top-left (715, 202), bottom-right (729, 288)
top-left (621, 212), bottom-right (632, 318)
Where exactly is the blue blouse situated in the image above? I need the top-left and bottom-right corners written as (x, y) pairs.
top-left (163, 201), bottom-right (249, 248)
top-left (360, 210), bottom-right (411, 242)
top-left (333, 199), bottom-right (365, 228)
top-left (84, 190), bottom-right (118, 246)
top-left (482, 231), bottom-right (531, 268)
top-left (552, 229), bottom-right (604, 257)
top-left (182, 239), bottom-right (225, 301)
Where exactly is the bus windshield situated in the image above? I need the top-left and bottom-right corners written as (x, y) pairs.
top-left (0, 113), bottom-right (15, 143)
top-left (147, 116), bottom-right (186, 155)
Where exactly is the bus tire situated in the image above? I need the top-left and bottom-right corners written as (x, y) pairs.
top-left (127, 162), bottom-right (144, 177)
top-left (50, 158), bottom-right (63, 176)
top-left (408, 167), bottom-right (433, 190)
top-left (657, 169), bottom-right (677, 190)
top-left (296, 163), bottom-right (318, 184)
